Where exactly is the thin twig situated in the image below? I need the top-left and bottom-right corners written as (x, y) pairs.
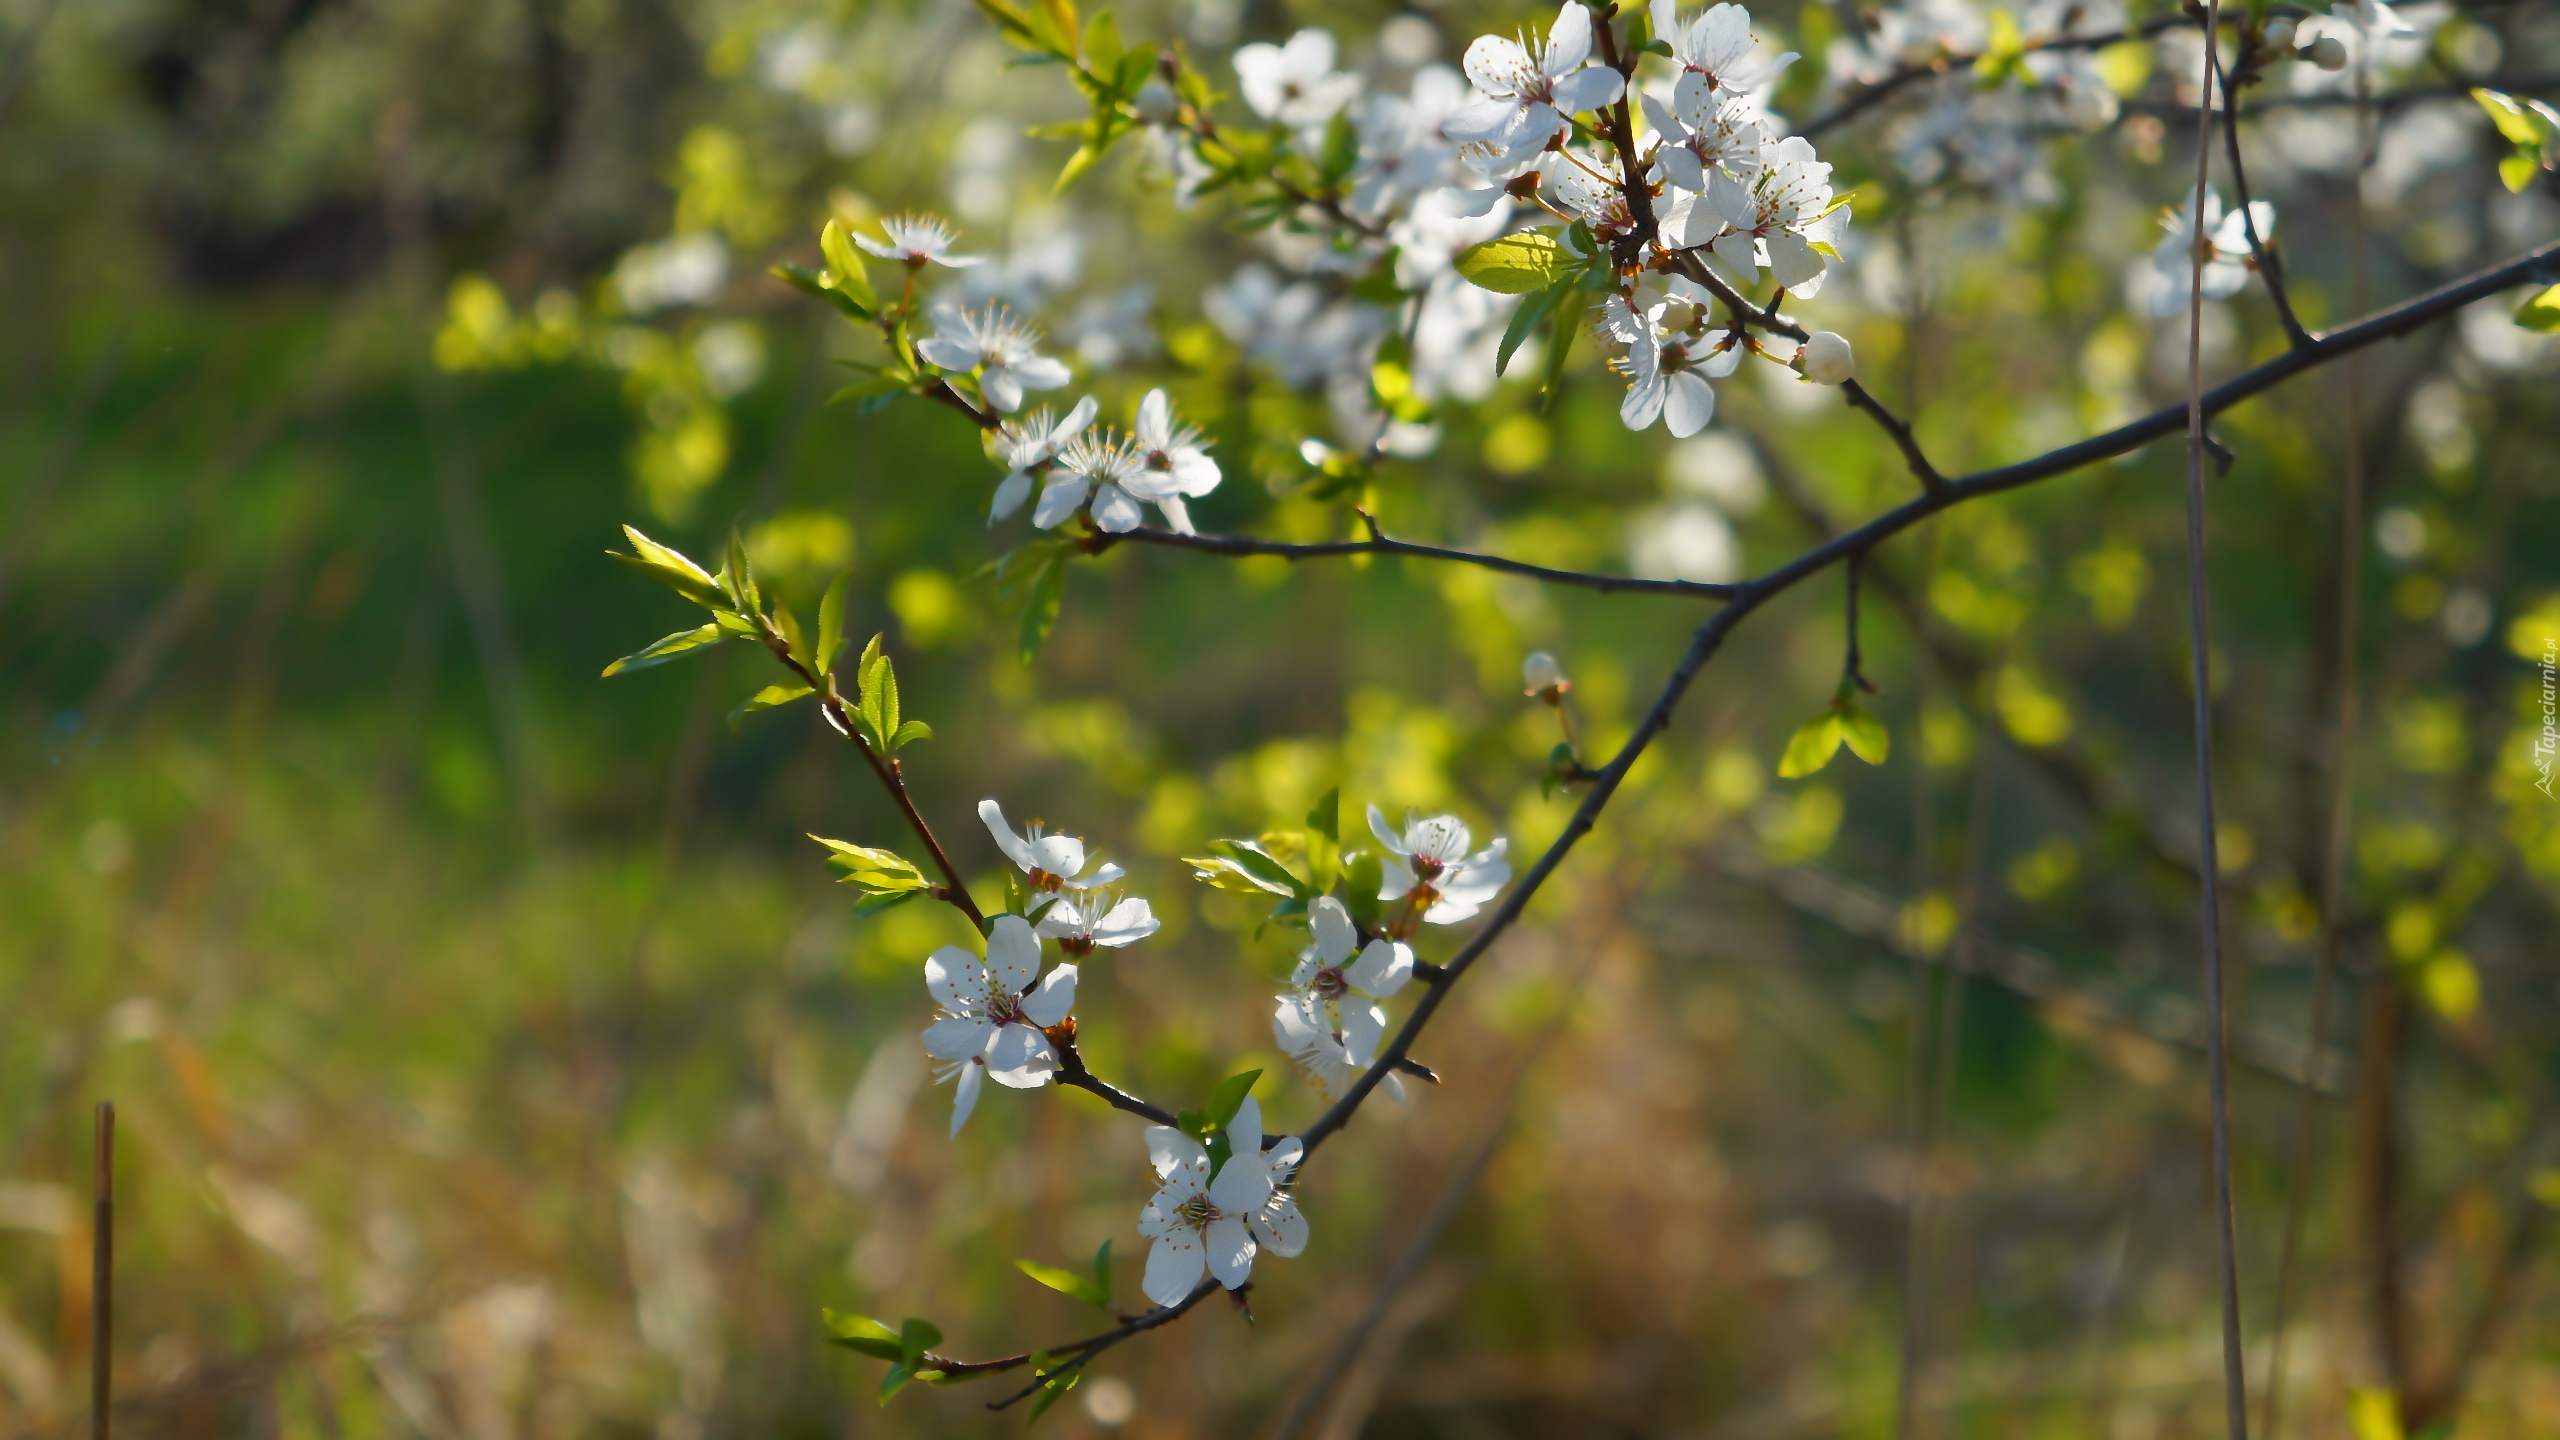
top-left (2211, 52), bottom-right (2312, 350)
top-left (92, 1101), bottom-right (113, 1440)
top-left (1108, 518), bottom-right (1738, 598)
top-left (1842, 552), bottom-right (1878, 693)
top-left (2262, 38), bottom-right (2375, 1436)
top-left (1800, 15), bottom-right (2195, 138)
top-left (2181, 15), bottom-right (2252, 1436)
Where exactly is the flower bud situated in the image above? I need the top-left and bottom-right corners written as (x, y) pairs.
top-left (1802, 331), bottom-right (1856, 386)
top-left (2307, 34), bottom-right (2347, 71)
top-left (2261, 17), bottom-right (2296, 51)
top-left (1522, 651), bottom-right (1570, 698)
top-left (1130, 80), bottom-right (1178, 124)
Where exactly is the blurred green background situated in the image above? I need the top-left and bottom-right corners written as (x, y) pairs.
top-left (3, 0), bottom-right (2559, 1435)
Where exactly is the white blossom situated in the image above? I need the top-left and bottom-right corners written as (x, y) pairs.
top-left (854, 213), bottom-right (985, 269)
top-left (1802, 330), bottom-right (1855, 385)
top-left (916, 304), bottom-right (1071, 412)
top-left (1283, 897), bottom-right (1415, 1069)
top-left (1234, 29), bottom-right (1362, 128)
top-left (1129, 389), bottom-right (1222, 534)
top-left (1671, 135), bottom-right (1845, 296)
top-left (1650, 0), bottom-right (1798, 109)
top-left (1137, 1096), bottom-right (1305, 1306)
top-left (2147, 190), bottom-right (2275, 318)
top-left (989, 396), bottom-right (1098, 523)
top-left (1034, 428), bottom-right (1200, 534)
top-left (1524, 651), bottom-right (1570, 694)
top-left (1348, 65), bottom-right (1468, 219)
top-left (1368, 804), bottom-right (1512, 924)
top-left (979, 798), bottom-right (1126, 890)
top-left (919, 916), bottom-right (1076, 1136)
top-left (1642, 84), bottom-right (1771, 196)
top-left (1604, 284), bottom-right (1741, 437)
top-left (1445, 3), bottom-right (1628, 173)
top-left (1034, 888), bottom-right (1160, 955)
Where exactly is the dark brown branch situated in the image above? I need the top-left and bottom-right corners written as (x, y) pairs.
top-left (1052, 1028), bottom-right (1181, 1127)
top-left (1294, 235), bottom-right (2560, 1157)
top-left (1105, 515), bottom-right (1739, 598)
top-left (986, 1280), bottom-right (1221, 1406)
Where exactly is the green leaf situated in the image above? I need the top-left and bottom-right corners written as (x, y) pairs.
top-left (1093, 1240), bottom-right (1112, 1300)
top-left (1453, 228), bottom-right (1578, 295)
top-left (729, 682), bottom-right (815, 731)
top-left (603, 622), bottom-right (722, 677)
top-left (1206, 839), bottom-right (1310, 898)
top-left (822, 1309), bottom-right (907, 1362)
top-left (819, 220), bottom-right (879, 313)
top-left (816, 572), bottom-right (850, 677)
top-left (2474, 88), bottom-right (2547, 148)
top-left (879, 1362), bottom-right (916, 1404)
top-left (2516, 283), bottom-right (2560, 333)
top-left (1495, 277), bottom-right (1568, 378)
top-left (1537, 290), bottom-right (1580, 405)
top-left (1186, 856), bottom-right (1288, 895)
top-left (774, 600), bottom-right (807, 668)
top-left (1837, 703), bottom-right (1891, 766)
top-left (1306, 789), bottom-right (1338, 842)
top-left (1342, 851), bottom-right (1385, 931)
top-left (1018, 552), bottom-right (1068, 665)
top-left (721, 526), bottom-right (759, 614)
top-left (2499, 154), bottom-right (2541, 193)
top-left (769, 262), bottom-right (874, 321)
top-left (612, 525), bottom-right (723, 606)
top-left (1016, 1257), bottom-right (1110, 1308)
top-left (1205, 1069), bottom-right (1262, 1129)
top-left (898, 1317), bottom-right (943, 1365)
top-left (1026, 1368), bottom-right (1080, 1423)
top-left (1777, 712), bottom-right (1845, 778)
top-left (852, 888), bottom-right (927, 917)
top-left (892, 719), bottom-right (935, 749)
top-left (808, 836), bottom-right (930, 892)
top-left (859, 640), bottom-right (900, 748)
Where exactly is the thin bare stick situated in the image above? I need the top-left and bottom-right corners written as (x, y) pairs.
top-left (2181, 14), bottom-right (2252, 1437)
top-left (1109, 520), bottom-right (1737, 599)
top-left (92, 1101), bottom-right (114, 1440)
top-left (2261, 35), bottom-right (2375, 1437)
top-left (2211, 52), bottom-right (2311, 350)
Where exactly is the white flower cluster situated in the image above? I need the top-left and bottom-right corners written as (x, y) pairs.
top-left (912, 795), bottom-right (1511, 1308)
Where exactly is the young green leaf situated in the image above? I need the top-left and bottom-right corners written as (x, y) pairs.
top-left (1837, 703), bottom-right (1891, 765)
top-left (721, 527), bottom-right (759, 615)
top-left (891, 719), bottom-right (935, 749)
top-left (612, 525), bottom-right (724, 607)
top-left (1026, 1368), bottom-right (1081, 1423)
top-left (1093, 1239), bottom-right (1112, 1299)
top-left (822, 1309), bottom-right (907, 1362)
top-left (1186, 855), bottom-right (1292, 895)
top-left (897, 1316), bottom-right (943, 1365)
top-left (1777, 712), bottom-right (1846, 778)
top-left (1306, 787), bottom-right (1339, 843)
top-left (1342, 850), bottom-right (1385, 931)
top-left (1495, 276), bottom-right (1568, 377)
top-left (1454, 228), bottom-right (1577, 294)
top-left (818, 219), bottom-right (880, 312)
top-left (816, 572), bottom-right (850, 677)
top-left (879, 1361), bottom-right (917, 1404)
top-left (1016, 1257), bottom-right (1110, 1308)
top-left (774, 600), bottom-right (808, 669)
top-left (729, 682), bottom-right (815, 731)
top-left (1206, 838), bottom-right (1311, 897)
top-left (603, 622), bottom-right (722, 677)
top-left (807, 836), bottom-right (931, 892)
top-left (1205, 1069), bottom-right (1262, 1129)
top-left (2516, 283), bottom-right (2560, 333)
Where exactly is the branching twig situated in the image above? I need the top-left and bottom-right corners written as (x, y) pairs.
top-left (2180, 11), bottom-right (2252, 1434)
top-left (1106, 515), bottom-right (1739, 598)
top-left (1801, 15), bottom-right (2195, 139)
top-left (2212, 52), bottom-right (2313, 350)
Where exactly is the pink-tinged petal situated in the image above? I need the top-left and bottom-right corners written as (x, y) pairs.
top-left (1344, 938), bottom-right (1414, 998)
top-left (921, 1014), bottom-right (992, 1060)
top-left (924, 946), bottom-right (986, 1012)
top-left (948, 1056), bottom-right (985, 1136)
top-left (984, 914), bottom-right (1041, 995)
top-left (1031, 476), bottom-right (1091, 529)
top-left (1340, 1001), bottom-right (1389, 1067)
top-left (1550, 66), bottom-right (1623, 116)
top-left (981, 366), bottom-right (1024, 413)
top-left (1146, 1127), bottom-right (1208, 1180)
top-left (1090, 483), bottom-right (1145, 533)
top-left (1366, 802), bottom-right (1406, 854)
top-left (1092, 898), bottom-right (1160, 946)
top-left (1541, 1), bottom-right (1592, 74)
top-left (979, 799), bottom-right (1038, 870)
top-left (1308, 896), bottom-right (1358, 967)
top-left (1203, 1215), bottom-right (1257, 1289)
top-left (985, 1029), bottom-right (1056, 1087)
top-left (1664, 370), bottom-right (1717, 437)
top-left (1251, 1194), bottom-right (1309, 1257)
top-left (1142, 1227), bottom-right (1208, 1307)
top-left (1021, 963), bottom-right (1077, 1027)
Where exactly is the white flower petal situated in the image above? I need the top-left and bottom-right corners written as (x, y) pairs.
top-left (984, 1023), bottom-right (1055, 1084)
top-left (1011, 354), bottom-right (1071, 392)
top-left (921, 1014), bottom-right (991, 1060)
top-left (1366, 802), bottom-right (1407, 854)
top-left (981, 366), bottom-right (1024, 413)
top-left (1343, 938), bottom-right (1414, 998)
top-left (1147, 1127), bottom-right (1208, 1180)
top-left (948, 1056), bottom-right (985, 1136)
top-left (984, 914), bottom-right (1042, 995)
top-left (1142, 1226), bottom-right (1208, 1307)
top-left (979, 800), bottom-right (1037, 870)
top-left (1021, 962), bottom-right (1078, 1027)
top-left (1379, 851), bottom-right (1416, 900)
top-left (1093, 898), bottom-right (1160, 945)
top-left (989, 469), bottom-right (1032, 523)
top-left (1664, 370), bottom-right (1717, 437)
top-left (1542, 1), bottom-right (1593, 75)
top-left (1068, 860), bottom-right (1126, 889)
top-left (1031, 476), bottom-right (1091, 529)
top-left (924, 946), bottom-right (986, 1012)
top-left (1090, 483), bottom-right (1145, 533)
top-left (1340, 1001), bottom-right (1389, 1067)
top-left (1308, 896), bottom-right (1358, 966)
top-left (1550, 66), bottom-right (1623, 115)
top-left (1203, 1215), bottom-right (1257, 1289)
top-left (1251, 1194), bottom-right (1309, 1257)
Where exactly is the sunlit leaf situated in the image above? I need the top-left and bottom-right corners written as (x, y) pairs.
top-left (1454, 228), bottom-right (1578, 295)
top-left (2516, 283), bottom-right (2560, 333)
top-left (1777, 712), bottom-right (1845, 778)
top-left (816, 572), bottom-right (850, 677)
top-left (819, 219), bottom-right (879, 312)
top-left (1837, 704), bottom-right (1891, 766)
top-left (602, 622), bottom-right (721, 677)
top-left (1016, 1257), bottom-right (1109, 1308)
top-left (822, 1309), bottom-right (907, 1362)
top-left (729, 682), bottom-right (814, 731)
top-left (612, 525), bottom-right (723, 606)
